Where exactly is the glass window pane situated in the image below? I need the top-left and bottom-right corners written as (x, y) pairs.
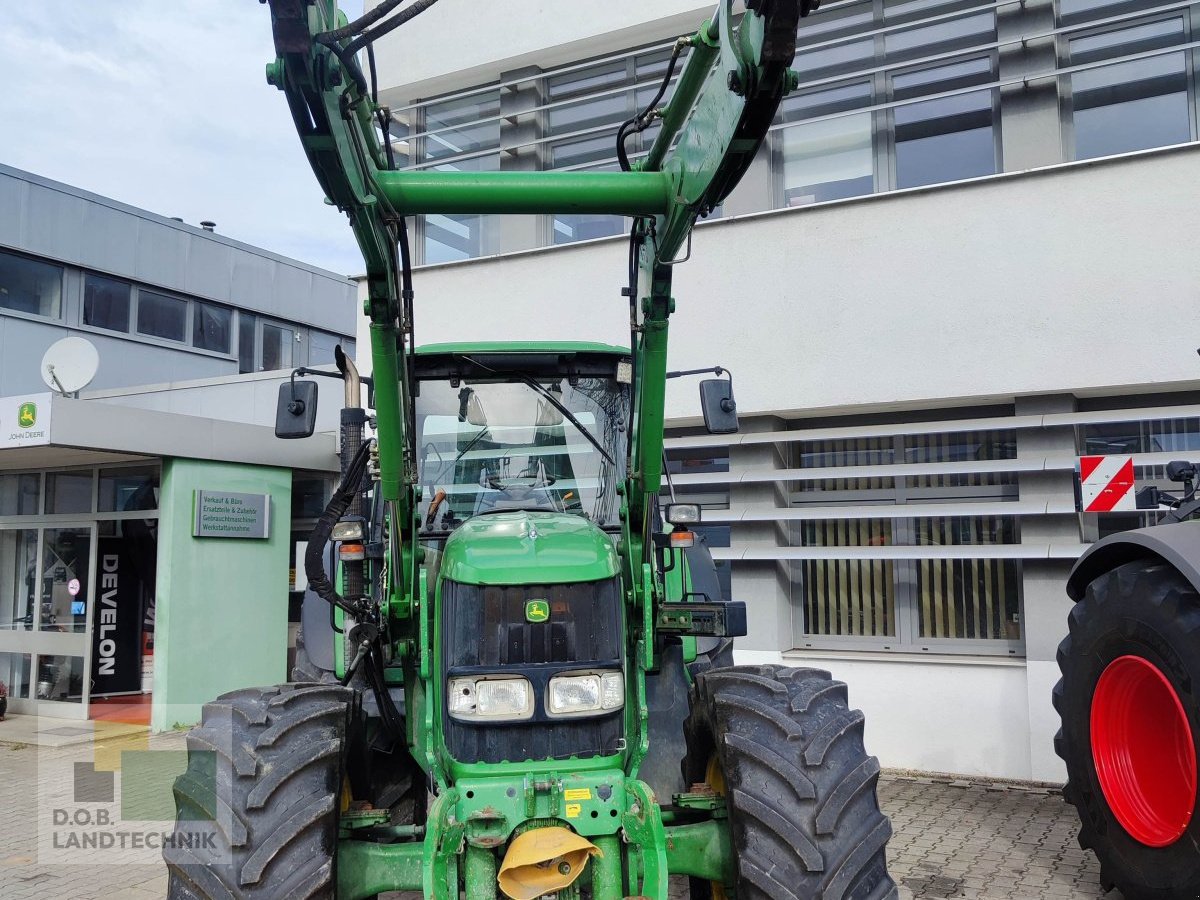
top-left (40, 527), bottom-right (91, 635)
top-left (83, 274), bottom-right (131, 332)
top-left (0, 249), bottom-right (62, 318)
top-left (46, 471), bottom-right (92, 515)
top-left (1072, 57), bottom-right (1189, 160)
top-left (914, 556), bottom-right (1022, 640)
top-left (794, 525), bottom-right (897, 637)
top-left (238, 313), bottom-right (256, 374)
top-left (98, 466), bottom-right (159, 513)
top-left (896, 123), bottom-right (995, 188)
top-left (193, 301), bottom-right (232, 353)
top-left (1069, 20), bottom-right (1189, 161)
top-left (309, 331), bottom-right (342, 366)
top-left (0, 530), bottom-right (38, 631)
top-left (893, 60), bottom-right (997, 189)
top-left (137, 290), bottom-right (188, 342)
top-left (421, 91), bottom-right (500, 163)
top-left (34, 654), bottom-right (84, 702)
top-left (0, 652), bottom-right (32, 700)
top-left (782, 112), bottom-right (874, 205)
top-left (0, 473), bottom-right (40, 516)
top-left (261, 323), bottom-right (294, 372)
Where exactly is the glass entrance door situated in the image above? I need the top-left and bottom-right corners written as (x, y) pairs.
top-left (0, 524), bottom-right (96, 719)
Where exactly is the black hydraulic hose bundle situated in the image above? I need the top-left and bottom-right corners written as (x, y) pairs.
top-left (305, 437), bottom-right (374, 618)
top-left (616, 40), bottom-right (685, 172)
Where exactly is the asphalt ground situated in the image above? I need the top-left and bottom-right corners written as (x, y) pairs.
top-left (0, 730), bottom-right (1116, 899)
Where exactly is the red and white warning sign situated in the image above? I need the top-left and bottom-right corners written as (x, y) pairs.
top-left (1079, 455), bottom-right (1136, 512)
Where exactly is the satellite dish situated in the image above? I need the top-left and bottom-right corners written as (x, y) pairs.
top-left (41, 337), bottom-right (100, 396)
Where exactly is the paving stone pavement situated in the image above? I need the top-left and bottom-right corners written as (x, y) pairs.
top-left (0, 733), bottom-right (1119, 900)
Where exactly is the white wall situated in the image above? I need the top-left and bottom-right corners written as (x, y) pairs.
top-left (737, 649), bottom-right (1052, 782)
top-left (374, 146), bottom-right (1200, 422)
top-left (371, 1), bottom-right (719, 102)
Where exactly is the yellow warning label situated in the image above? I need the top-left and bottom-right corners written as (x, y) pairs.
top-left (565, 803), bottom-right (582, 818)
top-left (563, 788), bottom-right (592, 801)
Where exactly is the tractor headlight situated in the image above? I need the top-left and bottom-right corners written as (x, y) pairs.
top-left (447, 676), bottom-right (534, 721)
top-left (547, 671), bottom-right (624, 717)
top-left (331, 518), bottom-right (365, 541)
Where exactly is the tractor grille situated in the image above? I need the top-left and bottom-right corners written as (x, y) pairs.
top-left (441, 578), bottom-right (624, 764)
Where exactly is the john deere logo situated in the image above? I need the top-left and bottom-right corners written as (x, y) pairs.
top-left (17, 402), bottom-right (36, 429)
top-left (525, 600), bottom-right (550, 623)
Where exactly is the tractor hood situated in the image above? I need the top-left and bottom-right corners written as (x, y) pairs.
top-left (438, 511), bottom-right (620, 586)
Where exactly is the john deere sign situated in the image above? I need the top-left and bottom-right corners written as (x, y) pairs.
top-left (193, 490), bottom-right (271, 539)
top-left (1, 392), bottom-right (52, 448)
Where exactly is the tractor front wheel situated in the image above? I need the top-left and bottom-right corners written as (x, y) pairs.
top-left (1055, 560), bottom-right (1200, 899)
top-left (682, 664), bottom-right (897, 900)
top-left (164, 683), bottom-right (354, 899)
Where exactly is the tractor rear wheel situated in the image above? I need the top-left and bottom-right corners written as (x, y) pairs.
top-left (164, 683), bottom-right (354, 899)
top-left (682, 664), bottom-right (897, 900)
top-left (1055, 560), bottom-right (1200, 899)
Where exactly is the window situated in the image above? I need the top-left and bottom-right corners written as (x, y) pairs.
top-left (1067, 18), bottom-right (1191, 161)
top-left (892, 58), bottom-right (998, 188)
top-left (83, 274), bottom-right (131, 332)
top-left (778, 84), bottom-right (874, 205)
top-left (547, 49), bottom-right (677, 244)
top-left (192, 301), bottom-right (232, 353)
top-left (262, 323), bottom-right (294, 371)
top-left (98, 465), bottom-right (159, 513)
top-left (137, 290), bottom-right (187, 342)
top-left (416, 91), bottom-right (502, 263)
top-left (45, 470), bottom-right (92, 515)
top-left (309, 330), bottom-right (342, 366)
top-left (0, 249), bottom-right (62, 318)
top-left (238, 313), bottom-right (256, 374)
top-left (789, 425), bottom-right (1022, 653)
top-left (0, 473), bottom-right (39, 516)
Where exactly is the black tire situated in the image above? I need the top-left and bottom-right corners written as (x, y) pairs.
top-left (1054, 560), bottom-right (1200, 899)
top-left (165, 683), bottom-right (353, 899)
top-left (682, 664), bottom-right (897, 900)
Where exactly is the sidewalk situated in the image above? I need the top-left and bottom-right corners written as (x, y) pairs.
top-left (0, 725), bottom-right (1114, 900)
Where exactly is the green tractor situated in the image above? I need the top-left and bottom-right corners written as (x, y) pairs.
top-left (164, 2), bottom-right (896, 897)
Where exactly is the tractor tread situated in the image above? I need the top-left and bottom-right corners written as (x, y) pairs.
top-left (164, 683), bottom-right (351, 900)
top-left (683, 664), bottom-right (896, 900)
top-left (1056, 560), bottom-right (1200, 900)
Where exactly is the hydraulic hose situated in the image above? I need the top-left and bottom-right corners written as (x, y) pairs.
top-left (305, 438), bottom-right (374, 617)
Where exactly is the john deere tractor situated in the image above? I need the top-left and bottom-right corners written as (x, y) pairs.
top-left (164, 2), bottom-right (897, 897)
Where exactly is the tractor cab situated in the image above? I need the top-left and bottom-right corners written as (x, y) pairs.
top-left (412, 343), bottom-right (630, 539)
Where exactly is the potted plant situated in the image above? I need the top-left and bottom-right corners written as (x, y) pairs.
top-left (0, 680), bottom-right (7, 721)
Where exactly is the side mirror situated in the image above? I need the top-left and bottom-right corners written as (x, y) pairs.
top-left (276, 380), bottom-right (318, 439)
top-left (1167, 460), bottom-right (1197, 483)
top-left (699, 379), bottom-right (738, 434)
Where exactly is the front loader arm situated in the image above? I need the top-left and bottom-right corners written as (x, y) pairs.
top-left (263, 0), bottom-right (812, 622)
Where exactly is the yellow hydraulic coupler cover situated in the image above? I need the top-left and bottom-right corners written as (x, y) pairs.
top-left (496, 826), bottom-right (602, 900)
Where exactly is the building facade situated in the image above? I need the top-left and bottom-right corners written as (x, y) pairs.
top-left (0, 163), bottom-right (356, 396)
top-left (0, 164), bottom-right (355, 726)
top-left (365, 0), bottom-right (1200, 781)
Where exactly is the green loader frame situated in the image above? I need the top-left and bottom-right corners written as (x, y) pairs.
top-left (164, 3), bottom-right (898, 898)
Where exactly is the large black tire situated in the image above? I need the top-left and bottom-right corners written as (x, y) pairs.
top-left (1054, 560), bottom-right (1200, 899)
top-left (164, 683), bottom-right (353, 899)
top-left (682, 664), bottom-right (897, 900)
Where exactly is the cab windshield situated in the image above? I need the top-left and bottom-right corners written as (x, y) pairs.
top-left (415, 375), bottom-right (628, 533)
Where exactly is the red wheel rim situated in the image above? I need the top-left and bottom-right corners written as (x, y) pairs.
top-left (1090, 654), bottom-right (1197, 846)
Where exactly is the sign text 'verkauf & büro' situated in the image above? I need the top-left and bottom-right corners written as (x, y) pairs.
top-left (192, 490), bottom-right (271, 539)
